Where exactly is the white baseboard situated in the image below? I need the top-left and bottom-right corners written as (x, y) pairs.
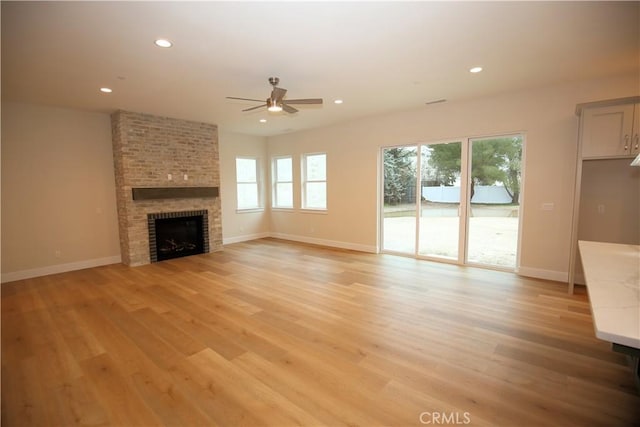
top-left (223, 232), bottom-right (271, 245)
top-left (0, 244), bottom-right (571, 287)
top-left (1, 255), bottom-right (122, 284)
top-left (516, 266), bottom-right (568, 283)
top-left (268, 232), bottom-right (377, 253)
top-left (223, 230), bottom-right (377, 253)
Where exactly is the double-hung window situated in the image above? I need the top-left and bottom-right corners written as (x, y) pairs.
top-left (236, 157), bottom-right (260, 210)
top-left (302, 153), bottom-right (327, 210)
top-left (273, 156), bottom-right (293, 208)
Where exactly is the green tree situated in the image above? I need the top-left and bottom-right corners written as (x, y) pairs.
top-left (499, 137), bottom-right (522, 203)
top-left (384, 147), bottom-right (416, 205)
top-left (428, 137), bottom-right (522, 203)
top-left (425, 143), bottom-right (460, 185)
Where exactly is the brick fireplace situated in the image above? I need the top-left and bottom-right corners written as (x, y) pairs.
top-left (111, 110), bottom-right (222, 266)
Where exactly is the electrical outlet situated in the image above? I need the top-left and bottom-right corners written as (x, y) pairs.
top-left (55, 250), bottom-right (61, 258)
top-left (597, 204), bottom-right (605, 214)
top-left (168, 173), bottom-right (173, 181)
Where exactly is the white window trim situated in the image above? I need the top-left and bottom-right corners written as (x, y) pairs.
top-left (272, 155), bottom-right (294, 209)
top-left (235, 207), bottom-right (265, 214)
top-left (235, 156), bottom-right (261, 211)
top-left (299, 208), bottom-right (329, 215)
top-left (302, 152), bottom-right (327, 211)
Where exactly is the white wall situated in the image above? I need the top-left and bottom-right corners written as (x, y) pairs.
top-left (1, 107), bottom-right (268, 281)
top-left (218, 130), bottom-right (270, 244)
top-left (266, 73), bottom-right (640, 281)
top-left (574, 158), bottom-right (640, 283)
top-left (268, 127), bottom-right (379, 253)
top-left (1, 102), bottom-right (121, 282)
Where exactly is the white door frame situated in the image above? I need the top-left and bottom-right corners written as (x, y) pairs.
top-left (380, 132), bottom-right (526, 272)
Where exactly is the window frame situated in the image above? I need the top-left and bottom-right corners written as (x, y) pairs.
top-left (235, 156), bottom-right (262, 212)
top-left (272, 155), bottom-right (294, 209)
top-left (301, 152), bottom-right (327, 211)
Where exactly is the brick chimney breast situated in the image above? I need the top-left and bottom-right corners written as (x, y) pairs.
top-left (111, 110), bottom-right (222, 266)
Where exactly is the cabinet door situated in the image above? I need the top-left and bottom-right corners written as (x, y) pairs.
top-left (632, 103), bottom-right (640, 155)
top-left (581, 104), bottom-right (634, 158)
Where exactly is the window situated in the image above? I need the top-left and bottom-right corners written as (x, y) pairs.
top-left (236, 157), bottom-right (260, 210)
top-left (273, 156), bottom-right (293, 208)
top-left (302, 153), bottom-right (326, 210)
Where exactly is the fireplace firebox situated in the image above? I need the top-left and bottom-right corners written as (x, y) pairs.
top-left (147, 210), bottom-right (209, 262)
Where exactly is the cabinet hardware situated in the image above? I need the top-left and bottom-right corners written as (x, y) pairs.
top-left (624, 134), bottom-right (630, 151)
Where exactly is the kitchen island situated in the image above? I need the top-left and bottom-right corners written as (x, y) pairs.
top-left (579, 240), bottom-right (639, 388)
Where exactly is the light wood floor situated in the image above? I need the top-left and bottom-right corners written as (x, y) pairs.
top-left (2, 238), bottom-right (639, 426)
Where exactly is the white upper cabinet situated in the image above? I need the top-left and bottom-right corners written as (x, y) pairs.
top-left (581, 103), bottom-right (638, 159)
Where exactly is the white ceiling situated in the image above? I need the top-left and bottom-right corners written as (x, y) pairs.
top-left (2, 1), bottom-right (639, 137)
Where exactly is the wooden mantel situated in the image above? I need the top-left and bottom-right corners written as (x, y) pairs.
top-left (131, 187), bottom-right (219, 201)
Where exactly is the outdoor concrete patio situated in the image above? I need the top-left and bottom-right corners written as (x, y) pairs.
top-left (383, 203), bottom-right (519, 268)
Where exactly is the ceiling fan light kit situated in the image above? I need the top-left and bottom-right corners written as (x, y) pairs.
top-left (267, 98), bottom-right (283, 112)
top-left (227, 77), bottom-right (323, 115)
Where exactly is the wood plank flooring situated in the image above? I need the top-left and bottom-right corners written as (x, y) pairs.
top-left (2, 238), bottom-right (639, 426)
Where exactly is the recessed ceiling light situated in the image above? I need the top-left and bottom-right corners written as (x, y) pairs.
top-left (259, 119), bottom-right (267, 123)
top-left (470, 66), bottom-right (483, 73)
top-left (334, 99), bottom-right (343, 104)
top-left (154, 39), bottom-right (173, 48)
top-left (99, 87), bottom-right (112, 93)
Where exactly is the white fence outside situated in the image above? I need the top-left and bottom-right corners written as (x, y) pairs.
top-left (422, 185), bottom-right (513, 204)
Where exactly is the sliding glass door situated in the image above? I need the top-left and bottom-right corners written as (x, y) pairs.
top-left (381, 135), bottom-right (523, 271)
top-left (466, 136), bottom-right (523, 269)
top-left (418, 142), bottom-right (462, 260)
top-left (382, 147), bottom-right (417, 254)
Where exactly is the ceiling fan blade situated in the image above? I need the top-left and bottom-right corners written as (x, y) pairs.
top-left (283, 98), bottom-right (323, 105)
top-left (227, 97), bottom-right (264, 102)
top-left (282, 104), bottom-right (298, 114)
top-left (242, 104), bottom-right (267, 112)
top-left (271, 87), bottom-right (287, 102)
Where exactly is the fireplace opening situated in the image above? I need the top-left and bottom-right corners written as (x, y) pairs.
top-left (148, 210), bottom-right (209, 262)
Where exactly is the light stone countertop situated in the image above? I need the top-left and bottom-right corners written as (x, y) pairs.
top-left (579, 240), bottom-right (640, 349)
